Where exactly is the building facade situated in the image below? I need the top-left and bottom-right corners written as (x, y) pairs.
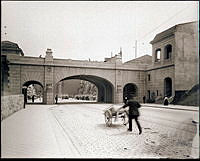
top-left (1, 21), bottom-right (198, 104)
top-left (145, 21), bottom-right (198, 102)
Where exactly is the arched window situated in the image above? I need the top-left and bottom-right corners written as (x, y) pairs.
top-left (155, 49), bottom-right (161, 62)
top-left (164, 44), bottom-right (172, 59)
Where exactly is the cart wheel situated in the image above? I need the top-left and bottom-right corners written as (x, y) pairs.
top-left (105, 111), bottom-right (112, 126)
top-left (122, 111), bottom-right (129, 125)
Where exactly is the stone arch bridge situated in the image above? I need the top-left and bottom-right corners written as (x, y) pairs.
top-left (4, 49), bottom-right (147, 104)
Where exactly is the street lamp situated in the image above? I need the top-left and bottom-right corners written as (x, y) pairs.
top-left (22, 86), bottom-right (27, 108)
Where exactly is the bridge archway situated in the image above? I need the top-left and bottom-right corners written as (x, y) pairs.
top-left (123, 83), bottom-right (138, 102)
top-left (55, 75), bottom-right (114, 103)
top-left (22, 80), bottom-right (44, 104)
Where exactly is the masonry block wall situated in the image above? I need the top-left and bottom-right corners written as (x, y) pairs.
top-left (8, 64), bottom-right (21, 95)
top-left (152, 36), bottom-right (175, 66)
top-left (44, 66), bottom-right (54, 104)
top-left (114, 69), bottom-right (123, 104)
top-left (21, 65), bottom-right (44, 87)
top-left (44, 49), bottom-right (54, 104)
top-left (1, 55), bottom-right (9, 96)
top-left (1, 94), bottom-right (24, 121)
top-left (174, 22), bottom-right (198, 91)
top-left (146, 66), bottom-right (175, 99)
top-left (53, 65), bottom-right (118, 103)
top-left (121, 70), bottom-right (146, 103)
top-left (137, 71), bottom-right (146, 102)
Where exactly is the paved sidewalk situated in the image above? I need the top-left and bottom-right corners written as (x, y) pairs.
top-left (1, 105), bottom-right (62, 158)
top-left (141, 103), bottom-right (199, 112)
top-left (115, 103), bottom-right (199, 122)
top-left (141, 103), bottom-right (199, 123)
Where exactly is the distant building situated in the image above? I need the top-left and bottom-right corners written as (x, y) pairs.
top-left (1, 41), bottom-right (24, 56)
top-left (104, 53), bottom-right (122, 63)
top-left (1, 41), bottom-right (24, 96)
top-left (124, 55), bottom-right (152, 65)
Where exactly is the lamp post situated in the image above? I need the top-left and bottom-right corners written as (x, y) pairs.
top-left (22, 86), bottom-right (27, 109)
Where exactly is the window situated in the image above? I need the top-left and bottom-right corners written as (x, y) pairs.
top-left (157, 90), bottom-right (159, 96)
top-left (164, 44), bottom-right (172, 59)
top-left (155, 49), bottom-right (161, 62)
top-left (148, 74), bottom-right (151, 81)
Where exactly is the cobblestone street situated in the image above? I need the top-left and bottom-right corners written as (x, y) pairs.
top-left (48, 104), bottom-right (197, 158)
top-left (1, 103), bottom-right (198, 158)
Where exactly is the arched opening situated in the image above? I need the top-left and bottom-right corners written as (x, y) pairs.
top-left (164, 44), bottom-right (172, 59)
top-left (22, 80), bottom-right (44, 104)
top-left (155, 48), bottom-right (161, 62)
top-left (123, 83), bottom-right (138, 102)
top-left (55, 79), bottom-right (98, 103)
top-left (54, 75), bottom-right (114, 104)
top-left (164, 77), bottom-right (172, 97)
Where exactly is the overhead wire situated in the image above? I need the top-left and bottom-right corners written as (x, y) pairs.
top-left (135, 4), bottom-right (196, 56)
top-left (138, 5), bottom-right (194, 42)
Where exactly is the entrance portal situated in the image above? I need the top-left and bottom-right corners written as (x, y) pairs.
top-left (22, 80), bottom-right (44, 104)
top-left (164, 77), bottom-right (172, 97)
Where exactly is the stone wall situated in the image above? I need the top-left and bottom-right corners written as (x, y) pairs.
top-left (174, 22), bottom-right (198, 91)
top-left (146, 66), bottom-right (175, 100)
top-left (151, 35), bottom-right (175, 67)
top-left (1, 94), bottom-right (24, 121)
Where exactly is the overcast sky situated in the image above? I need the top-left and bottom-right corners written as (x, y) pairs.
top-left (1, 1), bottom-right (198, 62)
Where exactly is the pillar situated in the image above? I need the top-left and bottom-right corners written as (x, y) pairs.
top-left (114, 56), bottom-right (123, 104)
top-left (44, 49), bottom-right (54, 104)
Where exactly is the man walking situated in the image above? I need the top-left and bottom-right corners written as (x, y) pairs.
top-left (32, 95), bottom-right (34, 103)
top-left (117, 95), bottom-right (142, 135)
top-left (143, 96), bottom-right (146, 103)
top-left (55, 95), bottom-right (58, 104)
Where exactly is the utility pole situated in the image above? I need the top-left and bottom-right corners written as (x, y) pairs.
top-left (135, 40), bottom-right (137, 58)
top-left (119, 47), bottom-right (122, 58)
top-left (133, 40), bottom-right (137, 59)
